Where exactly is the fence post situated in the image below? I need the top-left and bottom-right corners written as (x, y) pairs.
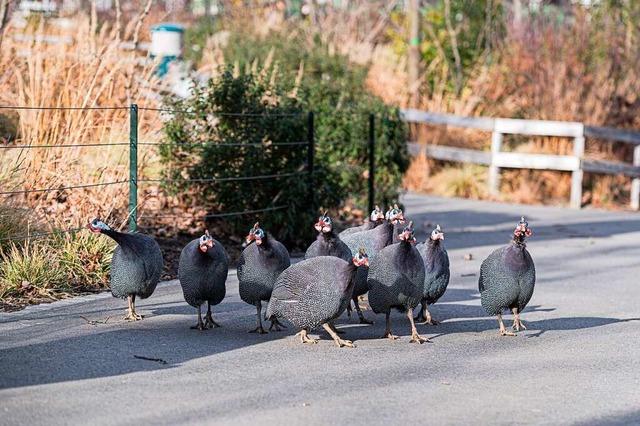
top-left (307, 111), bottom-right (315, 206)
top-left (368, 113), bottom-right (375, 214)
top-left (488, 129), bottom-right (503, 194)
top-left (631, 145), bottom-right (640, 210)
top-left (129, 104), bottom-right (138, 233)
top-left (570, 133), bottom-right (585, 209)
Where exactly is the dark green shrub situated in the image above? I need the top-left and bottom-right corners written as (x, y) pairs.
top-left (160, 67), bottom-right (336, 246)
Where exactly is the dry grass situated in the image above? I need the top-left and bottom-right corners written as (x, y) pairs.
top-left (0, 8), bottom-right (167, 309)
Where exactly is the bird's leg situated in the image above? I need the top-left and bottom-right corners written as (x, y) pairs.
top-left (124, 295), bottom-right (143, 321)
top-left (414, 301), bottom-right (427, 323)
top-left (190, 305), bottom-right (207, 330)
top-left (408, 309), bottom-right (429, 343)
top-left (322, 323), bottom-right (355, 348)
top-left (268, 316), bottom-right (287, 331)
top-left (249, 302), bottom-right (268, 334)
top-left (346, 300), bottom-right (352, 318)
top-left (353, 295), bottom-right (373, 324)
top-left (204, 301), bottom-right (221, 328)
top-left (424, 307), bottom-right (440, 325)
top-left (328, 319), bottom-right (345, 335)
top-left (381, 312), bottom-right (399, 340)
top-left (498, 313), bottom-right (516, 336)
top-left (511, 307), bottom-right (526, 332)
top-left (298, 329), bottom-right (318, 345)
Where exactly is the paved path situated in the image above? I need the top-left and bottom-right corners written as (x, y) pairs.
top-left (1, 193), bottom-right (639, 425)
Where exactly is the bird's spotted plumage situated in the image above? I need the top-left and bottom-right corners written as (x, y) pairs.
top-left (178, 231), bottom-right (229, 329)
top-left (88, 218), bottom-right (163, 321)
top-left (238, 223), bottom-right (291, 333)
top-left (478, 217), bottom-right (536, 335)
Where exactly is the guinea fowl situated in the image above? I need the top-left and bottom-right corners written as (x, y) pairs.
top-left (338, 205), bottom-right (385, 237)
top-left (178, 230), bottom-right (229, 330)
top-left (479, 217), bottom-right (536, 336)
top-left (340, 204), bottom-right (405, 262)
top-left (367, 221), bottom-right (428, 343)
top-left (87, 219), bottom-right (163, 321)
top-left (238, 222), bottom-right (291, 334)
top-left (304, 212), bottom-right (352, 262)
top-left (305, 212), bottom-right (373, 324)
top-left (415, 224), bottom-right (450, 325)
top-left (266, 248), bottom-right (369, 348)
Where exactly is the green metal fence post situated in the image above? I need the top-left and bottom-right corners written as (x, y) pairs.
top-left (307, 111), bottom-right (315, 207)
top-left (129, 104), bottom-right (138, 233)
top-left (368, 113), bottom-right (375, 214)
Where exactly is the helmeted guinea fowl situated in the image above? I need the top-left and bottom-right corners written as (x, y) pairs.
top-left (87, 219), bottom-right (163, 321)
top-left (367, 221), bottom-right (428, 343)
top-left (415, 224), bottom-right (450, 325)
top-left (238, 222), bottom-right (291, 334)
top-left (340, 204), bottom-right (405, 262)
top-left (304, 211), bottom-right (352, 262)
top-left (479, 217), bottom-right (536, 336)
top-left (338, 205), bottom-right (385, 237)
top-left (178, 230), bottom-right (229, 330)
top-left (305, 211), bottom-right (373, 325)
top-left (266, 248), bottom-right (369, 348)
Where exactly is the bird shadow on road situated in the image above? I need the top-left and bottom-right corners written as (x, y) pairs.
top-left (0, 302), bottom-right (291, 390)
top-left (429, 316), bottom-right (640, 337)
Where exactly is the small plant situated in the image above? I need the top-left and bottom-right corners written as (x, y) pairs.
top-left (52, 228), bottom-right (114, 292)
top-left (430, 164), bottom-right (488, 199)
top-left (0, 240), bottom-right (65, 302)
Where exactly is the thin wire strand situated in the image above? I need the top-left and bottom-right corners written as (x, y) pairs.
top-left (137, 106), bottom-right (305, 117)
top-left (0, 180), bottom-right (128, 196)
top-left (139, 205), bottom-right (287, 220)
top-left (0, 143), bottom-right (129, 149)
top-left (139, 172), bottom-right (304, 184)
top-left (138, 141), bottom-right (308, 147)
top-left (0, 106), bottom-right (128, 111)
top-left (0, 227), bottom-right (87, 243)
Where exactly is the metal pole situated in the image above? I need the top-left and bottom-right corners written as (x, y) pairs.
top-left (307, 111), bottom-right (315, 207)
top-left (129, 104), bottom-right (138, 233)
top-left (368, 113), bottom-right (375, 214)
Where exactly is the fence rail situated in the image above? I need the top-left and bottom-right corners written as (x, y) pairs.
top-left (401, 108), bottom-right (640, 210)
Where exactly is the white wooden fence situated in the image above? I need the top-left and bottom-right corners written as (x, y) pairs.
top-left (401, 108), bottom-right (640, 210)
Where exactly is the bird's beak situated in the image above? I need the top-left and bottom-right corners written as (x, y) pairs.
top-left (314, 221), bottom-right (324, 233)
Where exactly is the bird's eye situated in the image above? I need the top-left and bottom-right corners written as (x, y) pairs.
top-left (324, 217), bottom-right (330, 224)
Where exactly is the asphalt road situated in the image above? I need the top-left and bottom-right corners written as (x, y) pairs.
top-left (1, 193), bottom-right (639, 426)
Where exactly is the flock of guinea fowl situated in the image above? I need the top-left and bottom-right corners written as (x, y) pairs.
top-left (87, 203), bottom-right (536, 348)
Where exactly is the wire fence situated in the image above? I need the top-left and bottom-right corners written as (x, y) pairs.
top-left (0, 104), bottom-right (376, 243)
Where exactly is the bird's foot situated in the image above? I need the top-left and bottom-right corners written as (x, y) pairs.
top-left (124, 311), bottom-right (143, 321)
top-left (249, 326), bottom-right (268, 334)
top-left (297, 331), bottom-right (319, 345)
top-left (409, 332), bottom-right (430, 344)
top-left (382, 332), bottom-right (399, 340)
top-left (511, 319), bottom-right (526, 331)
top-left (500, 328), bottom-right (517, 337)
top-left (333, 338), bottom-right (355, 348)
top-left (269, 318), bottom-right (287, 331)
top-left (204, 314), bottom-right (220, 328)
top-left (190, 322), bottom-right (208, 331)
